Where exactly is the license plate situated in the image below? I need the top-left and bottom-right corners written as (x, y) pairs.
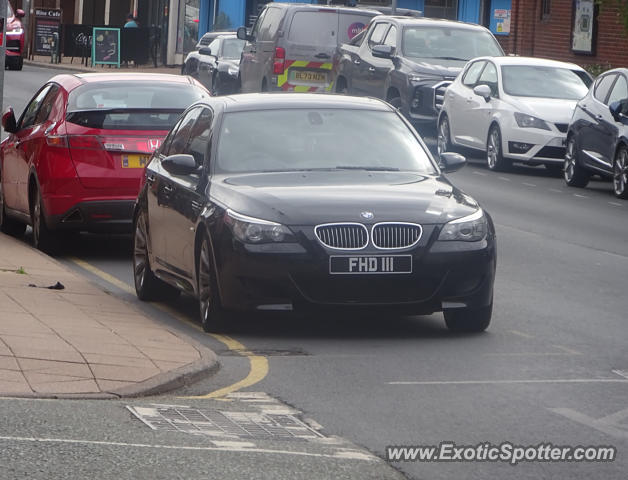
top-left (121, 154), bottom-right (150, 168)
top-left (293, 71), bottom-right (326, 83)
top-left (329, 255), bottom-right (412, 275)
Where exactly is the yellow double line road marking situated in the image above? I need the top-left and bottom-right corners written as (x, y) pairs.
top-left (68, 257), bottom-right (269, 399)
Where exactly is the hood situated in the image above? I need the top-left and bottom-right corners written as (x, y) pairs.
top-left (210, 171), bottom-right (479, 226)
top-left (505, 96), bottom-right (578, 123)
top-left (403, 56), bottom-right (465, 78)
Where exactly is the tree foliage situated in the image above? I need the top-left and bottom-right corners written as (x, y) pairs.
top-left (597, 0), bottom-right (628, 34)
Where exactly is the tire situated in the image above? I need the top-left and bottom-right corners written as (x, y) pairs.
top-left (335, 77), bottom-right (348, 94)
top-left (197, 234), bottom-right (229, 333)
top-left (7, 57), bottom-right (23, 71)
top-left (30, 187), bottom-right (55, 252)
top-left (437, 114), bottom-right (453, 156)
top-left (0, 179), bottom-right (26, 236)
top-left (563, 135), bottom-right (590, 188)
top-left (544, 163), bottom-right (563, 176)
top-left (211, 72), bottom-right (221, 96)
top-left (388, 95), bottom-right (401, 110)
top-left (486, 125), bottom-right (511, 171)
top-left (444, 303), bottom-right (492, 333)
top-left (612, 145), bottom-right (628, 199)
top-left (133, 210), bottom-right (180, 301)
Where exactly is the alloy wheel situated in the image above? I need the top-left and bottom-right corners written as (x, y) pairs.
top-left (487, 129), bottom-right (499, 169)
top-left (133, 212), bottom-right (149, 290)
top-left (198, 239), bottom-right (213, 324)
top-left (613, 147), bottom-right (628, 198)
top-left (438, 117), bottom-right (450, 156)
top-left (32, 196), bottom-right (42, 247)
top-left (564, 138), bottom-right (576, 182)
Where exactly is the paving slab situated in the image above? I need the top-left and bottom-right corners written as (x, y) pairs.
top-left (0, 232), bottom-right (218, 398)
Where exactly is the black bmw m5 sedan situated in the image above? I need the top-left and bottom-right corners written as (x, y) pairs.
top-left (132, 94), bottom-right (496, 332)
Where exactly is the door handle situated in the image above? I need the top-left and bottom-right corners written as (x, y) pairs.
top-left (368, 67), bottom-right (376, 72)
top-left (353, 59), bottom-right (361, 65)
top-left (163, 185), bottom-right (174, 194)
top-left (315, 53), bottom-right (330, 59)
top-left (146, 174), bottom-right (156, 185)
top-left (595, 114), bottom-right (603, 120)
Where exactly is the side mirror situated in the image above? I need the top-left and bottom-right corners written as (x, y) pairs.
top-left (162, 154), bottom-right (199, 176)
top-left (439, 152), bottom-right (467, 173)
top-left (473, 84), bottom-right (492, 102)
top-left (237, 26), bottom-right (252, 42)
top-left (16, 9), bottom-right (25, 18)
top-left (2, 108), bottom-right (17, 134)
top-left (199, 47), bottom-right (213, 57)
top-left (371, 44), bottom-right (395, 59)
top-left (609, 100), bottom-right (627, 122)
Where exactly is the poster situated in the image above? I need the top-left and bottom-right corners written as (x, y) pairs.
top-left (92, 27), bottom-right (120, 67)
top-left (572, 0), bottom-right (596, 54)
top-left (489, 0), bottom-right (512, 36)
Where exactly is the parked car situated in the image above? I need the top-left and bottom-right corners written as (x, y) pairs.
top-left (0, 73), bottom-right (210, 251)
top-left (183, 34), bottom-right (245, 96)
top-left (181, 30), bottom-right (236, 75)
top-left (334, 17), bottom-right (503, 124)
top-left (133, 93), bottom-right (496, 334)
top-left (5, 2), bottom-right (25, 71)
top-left (237, 3), bottom-right (379, 93)
top-left (439, 57), bottom-right (592, 172)
top-left (564, 68), bottom-right (628, 198)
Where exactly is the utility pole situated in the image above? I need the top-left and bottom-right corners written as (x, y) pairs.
top-left (392, 0), bottom-right (397, 14)
top-left (0, 0), bottom-right (7, 117)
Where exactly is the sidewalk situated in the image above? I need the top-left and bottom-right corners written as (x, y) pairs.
top-left (0, 232), bottom-right (217, 398)
top-left (25, 55), bottom-right (182, 75)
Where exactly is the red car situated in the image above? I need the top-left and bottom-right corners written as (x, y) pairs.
top-left (0, 73), bottom-right (210, 251)
top-left (5, 2), bottom-right (25, 70)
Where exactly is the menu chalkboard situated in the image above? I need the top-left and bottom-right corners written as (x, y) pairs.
top-left (34, 9), bottom-right (62, 56)
top-left (92, 27), bottom-right (120, 67)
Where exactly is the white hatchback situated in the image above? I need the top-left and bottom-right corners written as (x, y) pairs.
top-left (438, 57), bottom-right (592, 172)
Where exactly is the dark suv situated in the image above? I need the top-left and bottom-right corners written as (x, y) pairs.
top-left (334, 17), bottom-right (503, 124)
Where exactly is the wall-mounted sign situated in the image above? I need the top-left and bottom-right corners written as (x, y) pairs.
top-left (92, 27), bottom-right (120, 67)
top-left (572, 0), bottom-right (597, 55)
top-left (34, 9), bottom-right (62, 55)
top-left (489, 0), bottom-right (512, 36)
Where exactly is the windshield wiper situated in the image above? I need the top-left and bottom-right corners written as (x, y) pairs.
top-left (431, 56), bottom-right (468, 61)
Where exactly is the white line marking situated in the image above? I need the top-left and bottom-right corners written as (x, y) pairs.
top-left (549, 188), bottom-right (563, 193)
top-left (483, 352), bottom-right (577, 357)
top-left (509, 329), bottom-right (534, 339)
top-left (388, 378), bottom-right (628, 385)
top-left (573, 194), bottom-right (587, 198)
top-left (498, 176), bottom-right (511, 181)
top-left (472, 170), bottom-right (487, 176)
top-left (550, 409), bottom-right (628, 440)
top-left (612, 369), bottom-right (628, 379)
top-left (522, 182), bottom-right (537, 187)
top-left (552, 344), bottom-right (582, 355)
top-left (0, 436), bottom-right (377, 461)
top-left (608, 202), bottom-right (623, 207)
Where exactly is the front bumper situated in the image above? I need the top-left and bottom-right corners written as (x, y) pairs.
top-left (502, 118), bottom-right (567, 164)
top-left (405, 80), bottom-right (454, 124)
top-left (214, 225), bottom-right (496, 314)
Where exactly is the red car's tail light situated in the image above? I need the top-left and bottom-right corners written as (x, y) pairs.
top-left (68, 135), bottom-right (102, 150)
top-left (45, 135), bottom-right (68, 147)
top-left (67, 136), bottom-right (160, 154)
top-left (273, 47), bottom-right (286, 75)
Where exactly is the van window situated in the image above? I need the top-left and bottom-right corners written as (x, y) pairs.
top-left (258, 7), bottom-right (283, 41)
top-left (288, 11), bottom-right (339, 47)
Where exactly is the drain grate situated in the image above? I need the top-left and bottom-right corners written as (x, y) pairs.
top-left (128, 405), bottom-right (324, 441)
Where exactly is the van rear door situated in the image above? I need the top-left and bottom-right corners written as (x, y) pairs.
top-left (280, 8), bottom-right (373, 93)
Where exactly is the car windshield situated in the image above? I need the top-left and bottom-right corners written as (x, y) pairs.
top-left (66, 81), bottom-right (209, 130)
top-left (216, 109), bottom-right (436, 174)
top-left (402, 26), bottom-right (503, 61)
top-left (221, 38), bottom-right (245, 59)
top-left (501, 66), bottom-right (590, 99)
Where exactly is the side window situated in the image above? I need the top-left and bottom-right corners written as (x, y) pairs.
top-left (477, 62), bottom-right (498, 96)
top-left (207, 38), bottom-right (219, 55)
top-left (34, 85), bottom-right (60, 125)
top-left (250, 8), bottom-right (268, 40)
top-left (462, 61), bottom-right (486, 87)
top-left (183, 108), bottom-right (213, 168)
top-left (368, 23), bottom-right (389, 49)
top-left (383, 25), bottom-right (397, 49)
top-left (167, 108), bottom-right (201, 156)
top-left (594, 74), bottom-right (616, 104)
top-left (606, 75), bottom-right (628, 106)
top-left (349, 28), bottom-right (366, 46)
top-left (18, 85), bottom-right (52, 130)
top-left (258, 7), bottom-right (282, 41)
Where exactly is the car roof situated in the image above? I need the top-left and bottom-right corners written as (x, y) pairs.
top-left (374, 15), bottom-right (492, 31)
top-left (49, 73), bottom-right (199, 90)
top-left (475, 56), bottom-right (586, 71)
top-left (210, 93), bottom-right (393, 113)
top-left (269, 2), bottom-right (380, 15)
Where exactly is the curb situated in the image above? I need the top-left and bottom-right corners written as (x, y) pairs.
top-left (24, 59), bottom-right (90, 73)
top-left (0, 233), bottom-right (221, 399)
top-left (24, 59), bottom-right (182, 75)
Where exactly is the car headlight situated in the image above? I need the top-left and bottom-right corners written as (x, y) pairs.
top-left (408, 73), bottom-right (441, 83)
top-left (227, 67), bottom-right (239, 76)
top-left (438, 209), bottom-right (487, 242)
top-left (225, 209), bottom-right (295, 244)
top-left (514, 112), bottom-right (550, 130)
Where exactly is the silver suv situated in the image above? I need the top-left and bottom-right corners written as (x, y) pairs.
top-left (237, 3), bottom-right (378, 93)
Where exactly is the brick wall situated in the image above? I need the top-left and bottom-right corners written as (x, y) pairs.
top-left (498, 0), bottom-right (628, 70)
